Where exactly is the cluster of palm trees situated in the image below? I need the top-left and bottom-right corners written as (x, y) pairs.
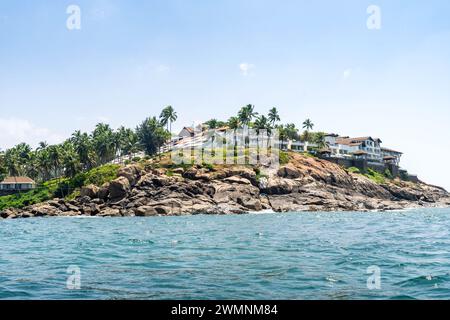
top-left (0, 104), bottom-right (328, 184)
top-left (0, 107), bottom-right (176, 183)
top-left (204, 104), bottom-right (326, 148)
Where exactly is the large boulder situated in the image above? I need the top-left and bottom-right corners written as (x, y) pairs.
top-left (223, 176), bottom-right (252, 185)
top-left (80, 184), bottom-right (99, 199)
top-left (118, 164), bottom-right (142, 186)
top-left (98, 208), bottom-right (121, 217)
top-left (98, 182), bottom-right (110, 201)
top-left (277, 164), bottom-right (301, 179)
top-left (109, 177), bottom-right (130, 201)
top-left (135, 206), bottom-right (159, 217)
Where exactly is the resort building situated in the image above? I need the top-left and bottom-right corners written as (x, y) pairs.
top-left (178, 127), bottom-right (195, 139)
top-left (0, 176), bottom-right (36, 192)
top-left (170, 125), bottom-right (407, 177)
top-left (381, 147), bottom-right (403, 166)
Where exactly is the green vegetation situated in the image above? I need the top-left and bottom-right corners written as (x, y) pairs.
top-left (384, 168), bottom-right (393, 179)
top-left (0, 164), bottom-right (120, 211)
top-left (347, 167), bottom-right (361, 174)
top-left (0, 107), bottom-right (174, 186)
top-left (0, 103), bottom-right (324, 211)
top-left (364, 168), bottom-right (387, 184)
top-left (0, 179), bottom-right (61, 211)
top-left (159, 105), bottom-right (178, 134)
top-left (279, 151), bottom-right (290, 165)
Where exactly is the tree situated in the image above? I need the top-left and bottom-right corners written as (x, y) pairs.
top-left (47, 145), bottom-right (62, 179)
top-left (302, 119), bottom-right (314, 152)
top-left (61, 141), bottom-right (82, 178)
top-left (227, 117), bottom-right (241, 130)
top-left (92, 123), bottom-right (116, 165)
top-left (254, 115), bottom-right (271, 134)
top-left (313, 132), bottom-right (329, 149)
top-left (268, 107), bottom-right (281, 126)
top-left (277, 125), bottom-right (288, 149)
top-left (205, 119), bottom-right (219, 129)
top-left (117, 126), bottom-right (139, 160)
top-left (136, 117), bottom-right (170, 156)
top-left (238, 104), bottom-right (258, 126)
top-left (227, 117), bottom-right (241, 157)
top-left (0, 151), bottom-right (7, 181)
top-left (71, 130), bottom-right (96, 170)
top-left (159, 105), bottom-right (178, 134)
top-left (303, 119), bottom-right (314, 131)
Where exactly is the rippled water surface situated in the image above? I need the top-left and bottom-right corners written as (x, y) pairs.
top-left (1, 208), bottom-right (450, 300)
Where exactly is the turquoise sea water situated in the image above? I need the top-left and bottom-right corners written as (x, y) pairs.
top-left (1, 208), bottom-right (450, 300)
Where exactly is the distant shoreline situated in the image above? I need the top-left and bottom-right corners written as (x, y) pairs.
top-left (2, 152), bottom-right (449, 220)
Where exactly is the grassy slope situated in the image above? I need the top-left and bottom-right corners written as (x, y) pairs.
top-left (0, 164), bottom-right (120, 211)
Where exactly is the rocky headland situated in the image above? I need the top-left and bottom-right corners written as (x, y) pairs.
top-left (1, 153), bottom-right (449, 219)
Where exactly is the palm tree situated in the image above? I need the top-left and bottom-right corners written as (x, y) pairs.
top-left (277, 125), bottom-right (287, 150)
top-left (136, 117), bottom-right (170, 156)
top-left (238, 104), bottom-right (258, 126)
top-left (268, 107), bottom-right (281, 126)
top-left (159, 105), bottom-right (178, 134)
top-left (92, 123), bottom-right (116, 164)
top-left (313, 132), bottom-right (329, 150)
top-left (61, 141), bottom-right (82, 178)
top-left (303, 119), bottom-right (314, 131)
top-left (0, 151), bottom-right (6, 181)
top-left (227, 117), bottom-right (241, 159)
top-left (71, 130), bottom-right (95, 170)
top-left (47, 145), bottom-right (61, 179)
top-left (205, 119), bottom-right (219, 129)
top-left (254, 115), bottom-right (273, 156)
top-left (302, 119), bottom-right (314, 152)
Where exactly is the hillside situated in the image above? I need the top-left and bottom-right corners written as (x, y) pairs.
top-left (1, 152), bottom-right (449, 219)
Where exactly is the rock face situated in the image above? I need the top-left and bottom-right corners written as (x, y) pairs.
top-left (80, 184), bottom-right (99, 199)
top-left (2, 156), bottom-right (449, 219)
top-left (109, 177), bottom-right (130, 201)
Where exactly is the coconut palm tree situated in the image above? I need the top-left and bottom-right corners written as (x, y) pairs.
top-left (302, 119), bottom-right (314, 152)
top-left (238, 104), bottom-right (258, 126)
top-left (313, 132), bottom-right (329, 150)
top-left (136, 117), bottom-right (170, 156)
top-left (268, 107), bottom-right (281, 126)
top-left (205, 119), bottom-right (219, 129)
top-left (71, 130), bottom-right (95, 170)
top-left (303, 119), bottom-right (314, 131)
top-left (92, 123), bottom-right (117, 164)
top-left (159, 105), bottom-right (178, 134)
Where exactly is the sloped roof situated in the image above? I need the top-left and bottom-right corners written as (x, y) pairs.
top-left (1, 176), bottom-right (36, 184)
top-left (381, 147), bottom-right (403, 154)
top-left (336, 136), bottom-right (382, 146)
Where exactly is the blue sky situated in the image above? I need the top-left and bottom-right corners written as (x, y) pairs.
top-left (1, 0), bottom-right (450, 189)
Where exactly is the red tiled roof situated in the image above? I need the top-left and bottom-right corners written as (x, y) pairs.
top-left (1, 176), bottom-right (36, 184)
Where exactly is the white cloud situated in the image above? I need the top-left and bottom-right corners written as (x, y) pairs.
top-left (342, 68), bottom-right (352, 80)
top-left (239, 63), bottom-right (255, 76)
top-left (0, 118), bottom-right (65, 150)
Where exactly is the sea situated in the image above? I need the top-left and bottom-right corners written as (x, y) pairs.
top-left (1, 208), bottom-right (450, 300)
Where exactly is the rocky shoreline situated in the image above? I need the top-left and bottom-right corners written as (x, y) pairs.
top-left (1, 153), bottom-right (449, 219)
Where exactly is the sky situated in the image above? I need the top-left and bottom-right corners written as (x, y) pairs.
top-left (0, 0), bottom-right (450, 189)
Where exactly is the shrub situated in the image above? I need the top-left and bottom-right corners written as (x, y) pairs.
top-left (384, 168), bottom-right (393, 179)
top-left (364, 168), bottom-right (386, 184)
top-left (0, 164), bottom-right (120, 210)
top-left (279, 151), bottom-right (290, 165)
top-left (347, 167), bottom-right (360, 174)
